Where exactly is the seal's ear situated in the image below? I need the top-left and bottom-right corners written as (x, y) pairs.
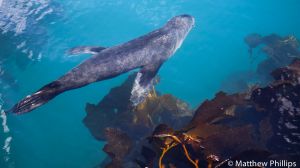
top-left (67, 46), bottom-right (107, 55)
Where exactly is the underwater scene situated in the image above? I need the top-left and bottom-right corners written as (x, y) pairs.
top-left (0, 0), bottom-right (300, 168)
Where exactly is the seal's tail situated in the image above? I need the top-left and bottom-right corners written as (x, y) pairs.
top-left (10, 81), bottom-right (62, 115)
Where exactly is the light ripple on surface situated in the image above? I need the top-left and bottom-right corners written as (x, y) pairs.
top-left (0, 0), bottom-right (53, 35)
top-left (1, 96), bottom-right (13, 164)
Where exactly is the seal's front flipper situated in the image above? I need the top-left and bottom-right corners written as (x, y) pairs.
top-left (130, 62), bottom-right (162, 106)
top-left (67, 46), bottom-right (107, 55)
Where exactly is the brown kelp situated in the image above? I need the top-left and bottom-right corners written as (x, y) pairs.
top-left (246, 33), bottom-right (300, 83)
top-left (85, 36), bottom-right (300, 168)
top-left (135, 60), bottom-right (299, 168)
top-left (83, 73), bottom-right (193, 167)
top-left (222, 34), bottom-right (300, 93)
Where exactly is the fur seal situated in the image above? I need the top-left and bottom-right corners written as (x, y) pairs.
top-left (11, 14), bottom-right (195, 114)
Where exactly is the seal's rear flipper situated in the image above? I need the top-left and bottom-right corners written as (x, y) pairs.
top-left (67, 46), bottom-right (106, 55)
top-left (130, 62), bottom-right (162, 106)
top-left (11, 81), bottom-right (62, 114)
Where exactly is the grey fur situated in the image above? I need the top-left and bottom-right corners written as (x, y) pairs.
top-left (11, 14), bottom-right (195, 114)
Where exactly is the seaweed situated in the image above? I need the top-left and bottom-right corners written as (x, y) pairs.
top-left (134, 60), bottom-right (300, 168)
top-left (248, 33), bottom-right (300, 83)
top-left (83, 73), bottom-right (193, 167)
top-left (222, 34), bottom-right (300, 93)
top-left (149, 124), bottom-right (203, 168)
top-left (103, 128), bottom-right (133, 168)
top-left (86, 35), bottom-right (300, 168)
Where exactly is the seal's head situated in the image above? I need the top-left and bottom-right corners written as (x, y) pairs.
top-left (164, 14), bottom-right (195, 53)
top-left (165, 14), bottom-right (195, 37)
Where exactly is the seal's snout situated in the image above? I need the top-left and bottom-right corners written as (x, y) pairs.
top-left (179, 14), bottom-right (193, 18)
top-left (170, 14), bottom-right (195, 28)
top-left (182, 14), bottom-right (195, 27)
top-left (179, 14), bottom-right (194, 20)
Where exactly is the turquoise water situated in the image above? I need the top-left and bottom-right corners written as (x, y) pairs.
top-left (1, 0), bottom-right (300, 167)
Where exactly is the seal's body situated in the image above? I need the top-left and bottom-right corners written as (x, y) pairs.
top-left (12, 14), bottom-right (195, 114)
